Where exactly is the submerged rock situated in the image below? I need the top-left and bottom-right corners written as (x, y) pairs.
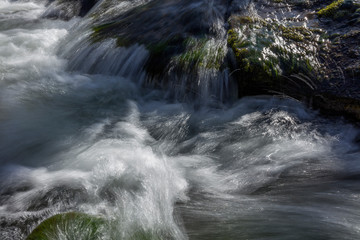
top-left (26, 212), bottom-right (174, 240)
top-left (26, 212), bottom-right (105, 240)
top-left (25, 184), bottom-right (88, 211)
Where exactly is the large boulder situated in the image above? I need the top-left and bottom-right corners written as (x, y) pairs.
top-left (226, 14), bottom-right (325, 98)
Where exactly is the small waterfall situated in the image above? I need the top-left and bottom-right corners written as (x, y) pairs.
top-left (55, 0), bottom-right (235, 105)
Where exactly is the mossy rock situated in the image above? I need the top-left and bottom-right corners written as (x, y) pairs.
top-left (26, 212), bottom-right (106, 240)
top-left (227, 15), bottom-right (323, 96)
top-left (317, 0), bottom-right (345, 17)
top-left (175, 37), bottom-right (226, 70)
top-left (279, 25), bottom-right (313, 42)
top-left (128, 229), bottom-right (163, 240)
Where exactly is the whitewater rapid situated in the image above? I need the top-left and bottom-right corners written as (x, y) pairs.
top-left (1, 0), bottom-right (360, 239)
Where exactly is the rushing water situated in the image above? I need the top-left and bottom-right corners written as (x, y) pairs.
top-left (1, 0), bottom-right (360, 239)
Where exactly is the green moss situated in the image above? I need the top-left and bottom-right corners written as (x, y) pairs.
top-left (93, 22), bottom-right (115, 33)
top-left (227, 26), bottom-right (281, 93)
top-left (317, 0), bottom-right (344, 17)
top-left (226, 14), bottom-right (323, 96)
top-left (280, 26), bottom-right (312, 42)
top-left (228, 16), bottom-right (266, 29)
top-left (26, 212), bottom-right (105, 240)
top-left (282, 30), bottom-right (304, 41)
top-left (175, 37), bottom-right (226, 70)
top-left (129, 229), bottom-right (162, 240)
top-left (227, 26), bottom-right (279, 76)
top-left (91, 22), bottom-right (116, 42)
top-left (177, 38), bottom-right (206, 66)
top-left (26, 212), bottom-right (174, 240)
top-left (227, 29), bottom-right (239, 47)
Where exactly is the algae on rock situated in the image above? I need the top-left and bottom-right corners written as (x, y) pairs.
top-left (318, 0), bottom-right (345, 18)
top-left (26, 212), bottom-right (105, 240)
top-left (26, 212), bottom-right (172, 240)
top-left (227, 15), bottom-right (324, 96)
top-left (175, 37), bottom-right (226, 70)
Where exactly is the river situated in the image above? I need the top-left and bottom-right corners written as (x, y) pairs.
top-left (1, 0), bottom-right (360, 239)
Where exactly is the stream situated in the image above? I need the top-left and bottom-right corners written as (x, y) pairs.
top-left (1, 0), bottom-right (360, 239)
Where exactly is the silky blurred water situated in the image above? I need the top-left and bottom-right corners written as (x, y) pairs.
top-left (1, 0), bottom-right (360, 239)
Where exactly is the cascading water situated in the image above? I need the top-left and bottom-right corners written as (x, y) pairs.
top-left (1, 0), bottom-right (360, 239)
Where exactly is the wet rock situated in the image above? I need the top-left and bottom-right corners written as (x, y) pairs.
top-left (91, 0), bottom-right (226, 45)
top-left (0, 183), bottom-right (33, 206)
top-left (90, 0), bottom-right (230, 100)
top-left (25, 212), bottom-right (167, 240)
top-left (42, 0), bottom-right (98, 20)
top-left (317, 0), bottom-right (345, 18)
top-left (321, 29), bottom-right (360, 101)
top-left (85, 0), bottom-right (360, 119)
top-left (317, 0), bottom-right (360, 20)
top-left (26, 212), bottom-right (105, 240)
top-left (226, 14), bottom-right (324, 97)
top-left (97, 174), bottom-right (143, 204)
top-left (234, 0), bottom-right (360, 120)
top-left (312, 94), bottom-right (360, 120)
top-left (25, 184), bottom-right (88, 211)
top-left (342, 0), bottom-right (356, 9)
top-left (0, 209), bottom-right (59, 240)
top-left (345, 62), bottom-right (360, 77)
